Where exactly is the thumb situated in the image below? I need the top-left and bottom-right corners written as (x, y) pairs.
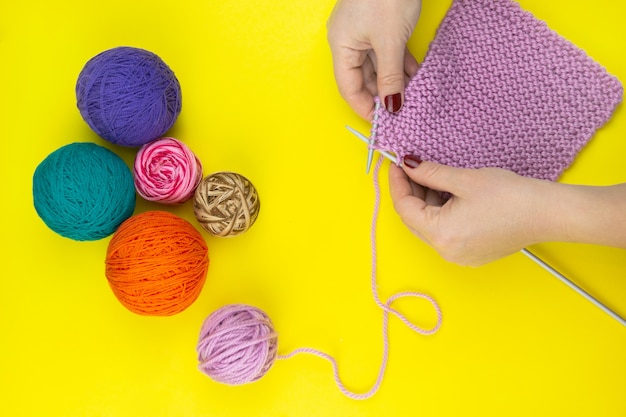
top-left (374, 41), bottom-right (408, 113)
top-left (403, 159), bottom-right (467, 196)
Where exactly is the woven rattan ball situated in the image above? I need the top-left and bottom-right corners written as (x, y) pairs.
top-left (193, 172), bottom-right (260, 237)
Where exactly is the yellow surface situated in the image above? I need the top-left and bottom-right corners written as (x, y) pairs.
top-left (1, 0), bottom-right (625, 416)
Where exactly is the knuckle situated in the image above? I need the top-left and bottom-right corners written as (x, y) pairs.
top-left (418, 161), bottom-right (443, 181)
top-left (378, 72), bottom-right (405, 87)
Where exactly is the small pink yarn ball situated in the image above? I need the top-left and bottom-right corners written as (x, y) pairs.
top-left (133, 137), bottom-right (203, 204)
top-left (197, 304), bottom-right (278, 385)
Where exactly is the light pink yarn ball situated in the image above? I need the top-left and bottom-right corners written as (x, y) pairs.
top-left (133, 137), bottom-right (203, 204)
top-left (197, 304), bottom-right (278, 385)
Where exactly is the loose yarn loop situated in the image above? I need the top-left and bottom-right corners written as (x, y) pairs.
top-left (371, 0), bottom-right (623, 181)
top-left (279, 157), bottom-right (441, 400)
top-left (76, 46), bottom-right (182, 147)
top-left (193, 172), bottom-right (260, 237)
top-left (105, 211), bottom-right (209, 316)
top-left (197, 304), bottom-right (278, 385)
top-left (134, 137), bottom-right (203, 204)
top-left (369, 157), bottom-right (442, 338)
top-left (196, 158), bottom-right (441, 400)
top-left (32, 142), bottom-right (135, 241)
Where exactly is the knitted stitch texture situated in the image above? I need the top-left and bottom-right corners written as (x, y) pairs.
top-left (371, 0), bottom-right (623, 181)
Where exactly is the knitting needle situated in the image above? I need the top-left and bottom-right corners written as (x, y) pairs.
top-left (521, 249), bottom-right (625, 326)
top-left (366, 143), bottom-right (375, 174)
top-left (346, 126), bottom-right (397, 164)
top-left (346, 125), bottom-right (626, 326)
top-left (364, 102), bottom-right (387, 173)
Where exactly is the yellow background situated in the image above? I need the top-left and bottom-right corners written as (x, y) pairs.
top-left (1, 0), bottom-right (625, 416)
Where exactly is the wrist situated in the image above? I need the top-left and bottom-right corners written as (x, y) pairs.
top-left (515, 178), bottom-right (568, 247)
top-left (534, 182), bottom-right (626, 248)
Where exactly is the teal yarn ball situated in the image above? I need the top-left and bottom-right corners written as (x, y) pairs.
top-left (33, 142), bottom-right (136, 241)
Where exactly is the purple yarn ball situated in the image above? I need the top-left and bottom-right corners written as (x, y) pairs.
top-left (76, 47), bottom-right (182, 147)
top-left (197, 304), bottom-right (278, 385)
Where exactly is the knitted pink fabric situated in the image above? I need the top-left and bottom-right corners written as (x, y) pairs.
top-left (371, 0), bottom-right (623, 181)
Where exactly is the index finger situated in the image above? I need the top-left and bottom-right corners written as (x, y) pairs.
top-left (388, 163), bottom-right (427, 215)
top-left (331, 47), bottom-right (377, 120)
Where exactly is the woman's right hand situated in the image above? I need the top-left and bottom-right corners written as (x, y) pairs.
top-left (326, 0), bottom-right (422, 120)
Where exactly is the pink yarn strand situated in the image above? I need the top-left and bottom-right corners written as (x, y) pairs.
top-left (278, 156), bottom-right (442, 400)
top-left (370, 156), bottom-right (443, 335)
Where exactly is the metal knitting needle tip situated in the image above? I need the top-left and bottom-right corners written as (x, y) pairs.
top-left (521, 248), bottom-right (626, 326)
top-left (345, 126), bottom-right (397, 165)
top-left (366, 148), bottom-right (374, 174)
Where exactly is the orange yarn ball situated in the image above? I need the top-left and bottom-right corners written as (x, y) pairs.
top-left (105, 211), bottom-right (209, 316)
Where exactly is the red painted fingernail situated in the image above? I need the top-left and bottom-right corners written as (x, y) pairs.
top-left (384, 93), bottom-right (402, 113)
top-left (403, 155), bottom-right (422, 168)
